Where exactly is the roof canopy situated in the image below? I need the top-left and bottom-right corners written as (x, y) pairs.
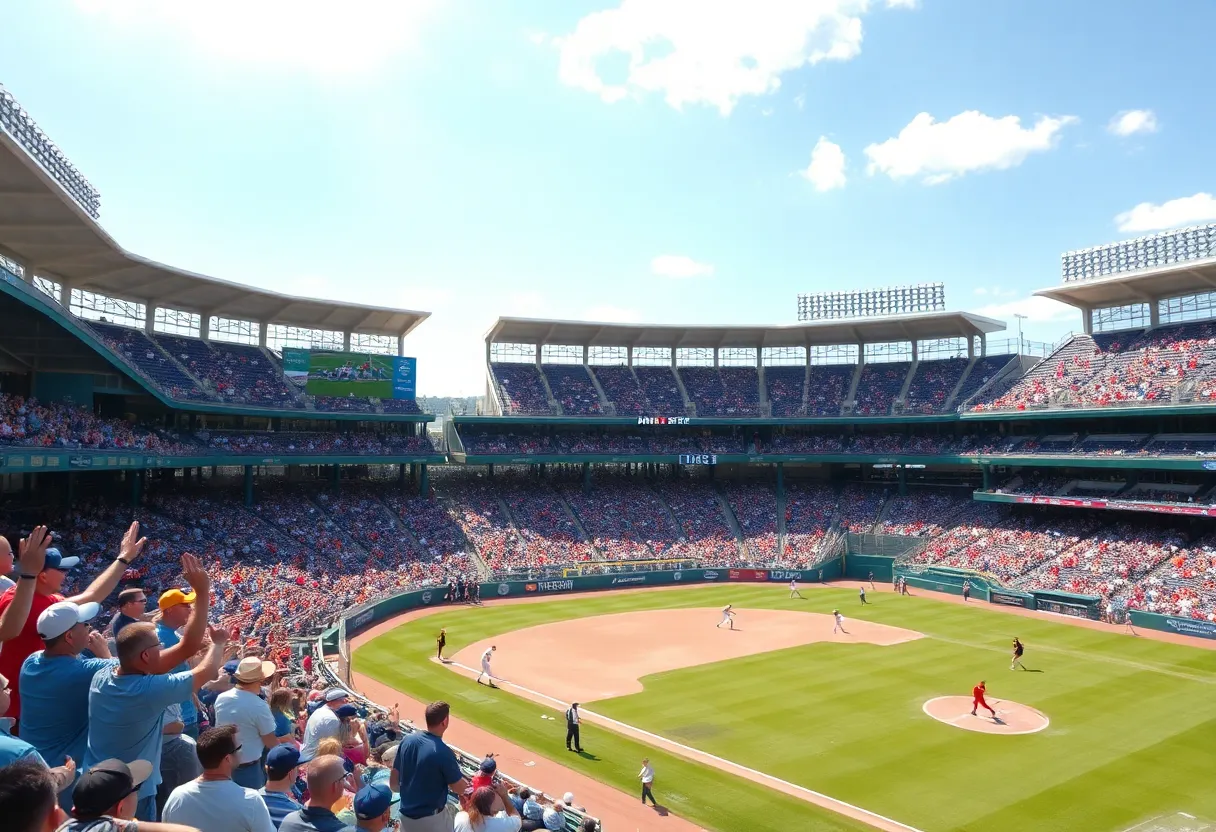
top-left (1035, 257), bottom-right (1216, 310)
top-left (0, 131), bottom-right (429, 338)
top-left (486, 311), bottom-right (1005, 349)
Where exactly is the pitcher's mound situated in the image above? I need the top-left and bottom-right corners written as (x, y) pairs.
top-left (922, 696), bottom-right (1049, 735)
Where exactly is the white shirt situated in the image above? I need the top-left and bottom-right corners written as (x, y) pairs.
top-left (482, 648), bottom-right (494, 663)
top-left (162, 777), bottom-right (275, 832)
top-left (640, 764), bottom-right (654, 784)
top-left (835, 612), bottom-right (843, 622)
top-left (454, 811), bottom-right (521, 832)
top-left (789, 580), bottom-right (796, 589)
top-left (215, 687), bottom-right (276, 765)
top-left (299, 704), bottom-right (341, 761)
top-left (542, 808), bottom-right (566, 831)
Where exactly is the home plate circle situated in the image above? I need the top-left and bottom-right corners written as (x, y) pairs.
top-left (923, 696), bottom-right (1049, 735)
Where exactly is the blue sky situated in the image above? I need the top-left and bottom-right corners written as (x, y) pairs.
top-left (4, 0), bottom-right (1216, 395)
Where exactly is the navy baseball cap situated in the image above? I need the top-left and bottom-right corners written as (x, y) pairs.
top-left (265, 744), bottom-right (301, 776)
top-left (223, 659), bottom-right (240, 676)
top-left (335, 704), bottom-right (359, 718)
top-left (354, 783), bottom-right (399, 820)
top-left (40, 548), bottom-right (79, 571)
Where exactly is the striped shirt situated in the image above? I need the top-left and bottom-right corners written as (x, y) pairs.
top-left (258, 788), bottom-right (303, 830)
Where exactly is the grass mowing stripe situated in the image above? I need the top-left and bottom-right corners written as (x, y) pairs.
top-left (354, 585), bottom-right (1216, 832)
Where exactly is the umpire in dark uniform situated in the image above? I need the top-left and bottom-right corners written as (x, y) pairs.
top-left (565, 703), bottom-right (583, 752)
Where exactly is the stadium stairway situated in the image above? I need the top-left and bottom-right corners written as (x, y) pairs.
top-left (713, 487), bottom-right (747, 557)
top-left (537, 367), bottom-right (562, 415)
top-left (649, 484), bottom-right (690, 550)
top-left (555, 486), bottom-right (603, 559)
top-left (671, 367), bottom-right (696, 417)
top-left (943, 356), bottom-right (978, 411)
top-left (892, 358), bottom-right (919, 413)
top-left (844, 363), bottom-right (864, 415)
top-left (584, 366), bottom-right (616, 416)
top-left (756, 365), bottom-right (771, 417)
top-left (956, 352), bottom-right (1035, 411)
top-left (776, 482), bottom-right (788, 557)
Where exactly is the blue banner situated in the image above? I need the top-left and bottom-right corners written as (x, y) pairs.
top-left (392, 357), bottom-right (417, 399)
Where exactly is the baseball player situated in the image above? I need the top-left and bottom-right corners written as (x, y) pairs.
top-left (971, 681), bottom-right (997, 718)
top-left (859, 585), bottom-right (869, 605)
top-left (1011, 637), bottom-right (1025, 670)
top-left (476, 645), bottom-right (497, 687)
top-left (789, 578), bottom-right (804, 599)
top-left (436, 628), bottom-right (447, 661)
top-left (832, 609), bottom-right (847, 634)
top-left (716, 604), bottom-right (736, 630)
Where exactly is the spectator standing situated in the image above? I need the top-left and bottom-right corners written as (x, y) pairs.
top-left (453, 784), bottom-right (520, 832)
top-left (156, 702), bottom-right (203, 820)
top-left (19, 600), bottom-right (117, 802)
top-left (0, 522), bottom-right (145, 725)
top-left (61, 757), bottom-right (196, 832)
top-left (269, 688), bottom-right (298, 743)
top-left (299, 689), bottom-right (348, 762)
top-left (0, 669), bottom-right (76, 792)
top-left (86, 554), bottom-right (224, 822)
top-left (391, 700), bottom-right (470, 832)
top-left (156, 588), bottom-right (199, 739)
top-left (162, 724), bottom-right (274, 832)
top-left (260, 744), bottom-right (304, 830)
top-left (278, 754), bottom-right (352, 832)
top-left (353, 782), bottom-right (400, 832)
top-left (639, 757), bottom-right (656, 807)
top-left (110, 588), bottom-right (150, 638)
top-left (0, 534), bottom-right (14, 594)
top-left (215, 656), bottom-right (279, 789)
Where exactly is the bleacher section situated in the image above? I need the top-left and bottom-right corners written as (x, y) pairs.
top-left (490, 362), bottom-right (553, 415)
top-left (807, 365), bottom-right (853, 415)
top-left (903, 357), bottom-right (968, 414)
top-left (679, 366), bottom-right (760, 417)
top-left (635, 366), bottom-right (686, 413)
top-left (543, 364), bottom-right (603, 415)
top-left (591, 365), bottom-right (648, 415)
top-left (852, 362), bottom-right (910, 416)
top-left (765, 366), bottom-right (806, 416)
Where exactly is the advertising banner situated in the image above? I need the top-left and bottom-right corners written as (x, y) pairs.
top-left (1129, 611), bottom-right (1216, 640)
top-left (728, 569), bottom-right (769, 582)
top-left (392, 357), bottom-right (417, 400)
top-left (1012, 494), bottom-right (1216, 517)
top-left (989, 590), bottom-right (1030, 608)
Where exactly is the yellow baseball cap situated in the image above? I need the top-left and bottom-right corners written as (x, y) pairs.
top-left (158, 588), bottom-right (197, 612)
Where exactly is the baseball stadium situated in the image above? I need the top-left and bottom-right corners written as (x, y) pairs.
top-left (2, 76), bottom-right (1216, 832)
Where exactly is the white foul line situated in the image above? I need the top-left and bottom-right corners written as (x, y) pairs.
top-left (446, 659), bottom-right (924, 832)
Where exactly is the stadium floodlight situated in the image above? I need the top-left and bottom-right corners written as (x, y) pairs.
top-left (1061, 225), bottom-right (1216, 283)
top-left (796, 283), bottom-right (946, 321)
top-left (0, 84), bottom-right (101, 218)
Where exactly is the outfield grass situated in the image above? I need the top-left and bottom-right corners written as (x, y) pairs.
top-left (353, 585), bottom-right (1216, 832)
top-left (305, 352), bottom-right (393, 399)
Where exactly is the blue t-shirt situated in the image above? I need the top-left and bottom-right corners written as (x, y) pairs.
top-left (278, 806), bottom-right (353, 832)
top-left (155, 622), bottom-right (198, 726)
top-left (393, 731), bottom-right (462, 819)
top-left (86, 666), bottom-right (194, 799)
top-left (0, 720), bottom-right (45, 768)
top-left (20, 652), bottom-right (118, 771)
top-left (274, 710), bottom-right (294, 739)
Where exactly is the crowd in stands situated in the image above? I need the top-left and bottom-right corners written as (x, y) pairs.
top-left (490, 364), bottom-right (552, 416)
top-left (660, 481), bottom-right (739, 561)
top-left (852, 362), bottom-right (909, 416)
top-left (590, 366), bottom-right (647, 416)
top-left (903, 358), bottom-right (968, 414)
top-left (876, 490), bottom-right (970, 536)
top-left (972, 323), bottom-right (1216, 412)
top-left (806, 365), bottom-right (853, 416)
top-left (459, 430), bottom-right (744, 456)
top-left (203, 431), bottom-right (435, 456)
top-left (92, 321), bottom-right (210, 401)
top-left (781, 482), bottom-right (835, 564)
top-left (765, 366), bottom-right (805, 417)
top-left (634, 368), bottom-right (685, 414)
top-left (951, 355), bottom-right (1016, 409)
top-left (543, 366), bottom-right (603, 416)
top-left (0, 393), bottom-right (193, 454)
top-left (725, 482), bottom-right (778, 560)
top-left (678, 367), bottom-right (760, 417)
top-left (561, 477), bottom-right (682, 561)
top-left (498, 476), bottom-right (598, 566)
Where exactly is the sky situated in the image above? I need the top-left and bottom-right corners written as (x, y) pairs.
top-left (4, 0), bottom-right (1216, 395)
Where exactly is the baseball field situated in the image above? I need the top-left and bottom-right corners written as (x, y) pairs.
top-left (352, 584), bottom-right (1216, 832)
top-left (304, 351), bottom-right (395, 398)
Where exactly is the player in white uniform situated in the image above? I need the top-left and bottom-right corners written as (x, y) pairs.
top-left (832, 609), bottom-right (848, 634)
top-left (476, 644), bottom-right (497, 687)
top-left (716, 604), bottom-right (736, 630)
top-left (789, 579), bottom-right (804, 599)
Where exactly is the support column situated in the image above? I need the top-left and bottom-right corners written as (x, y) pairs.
top-left (627, 346), bottom-right (633, 367)
top-left (487, 464), bottom-right (494, 479)
top-left (419, 464), bottom-right (429, 497)
top-left (967, 337), bottom-right (975, 360)
top-left (398, 463), bottom-right (407, 485)
top-left (409, 462), bottom-right (417, 483)
top-left (144, 306), bottom-right (156, 334)
top-left (911, 340), bottom-right (918, 361)
top-left (200, 315), bottom-right (211, 341)
top-left (244, 465), bottom-right (254, 506)
top-left (582, 461), bottom-right (590, 491)
top-left (398, 334), bottom-right (406, 357)
top-left (1150, 301), bottom-right (1161, 328)
top-left (331, 464), bottom-right (341, 487)
top-left (132, 470), bottom-right (144, 506)
top-left (67, 473), bottom-right (76, 506)
top-left (1082, 308), bottom-right (1093, 335)
top-left (982, 464), bottom-right (991, 491)
top-left (258, 322), bottom-right (268, 348)
top-left (343, 331), bottom-right (352, 351)
top-left (898, 464), bottom-right (908, 496)
top-left (776, 462), bottom-right (785, 501)
top-left (582, 345), bottom-right (589, 365)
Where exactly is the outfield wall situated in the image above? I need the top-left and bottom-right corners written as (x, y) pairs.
top-left (1129, 610), bottom-right (1216, 640)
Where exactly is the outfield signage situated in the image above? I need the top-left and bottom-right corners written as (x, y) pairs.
top-left (1035, 599), bottom-right (1095, 620)
top-left (1163, 616), bottom-right (1216, 639)
top-left (526, 579), bottom-right (575, 594)
top-left (610, 575), bottom-right (647, 585)
top-left (989, 590), bottom-right (1029, 608)
top-left (728, 569), bottom-right (769, 582)
top-left (637, 416), bottom-right (690, 425)
top-left (1009, 494), bottom-right (1216, 517)
top-left (768, 571), bottom-right (803, 582)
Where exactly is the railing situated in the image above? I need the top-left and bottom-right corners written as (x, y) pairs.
top-left (845, 532), bottom-right (928, 558)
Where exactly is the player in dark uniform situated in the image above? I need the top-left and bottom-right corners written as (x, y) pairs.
top-left (1011, 637), bottom-right (1026, 670)
top-left (436, 628), bottom-right (447, 661)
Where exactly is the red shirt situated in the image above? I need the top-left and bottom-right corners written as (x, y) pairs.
top-left (0, 586), bottom-right (64, 720)
top-left (972, 685), bottom-right (986, 699)
top-left (471, 772), bottom-right (494, 791)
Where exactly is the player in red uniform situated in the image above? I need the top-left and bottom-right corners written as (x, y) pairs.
top-left (971, 681), bottom-right (997, 717)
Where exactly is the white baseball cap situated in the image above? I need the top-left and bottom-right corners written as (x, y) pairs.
top-left (37, 600), bottom-right (101, 640)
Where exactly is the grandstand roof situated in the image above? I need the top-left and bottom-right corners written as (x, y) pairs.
top-left (1035, 257), bottom-right (1216, 310)
top-left (0, 130), bottom-right (429, 337)
top-left (486, 311), bottom-right (1005, 349)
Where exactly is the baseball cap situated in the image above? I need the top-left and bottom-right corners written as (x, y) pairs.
top-left (158, 588), bottom-right (196, 612)
top-left (72, 758), bottom-right (153, 817)
top-left (354, 783), bottom-right (399, 820)
top-left (222, 659), bottom-right (241, 676)
top-left (37, 600), bottom-right (101, 640)
top-left (234, 656), bottom-right (277, 683)
top-left (335, 704), bottom-right (359, 719)
top-left (479, 757), bottom-right (496, 773)
top-left (324, 688), bottom-right (350, 703)
top-left (40, 548), bottom-right (79, 572)
top-left (265, 744), bottom-right (301, 777)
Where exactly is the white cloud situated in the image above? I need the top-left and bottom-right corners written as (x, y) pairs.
top-left (650, 255), bottom-right (715, 279)
top-left (1108, 109), bottom-right (1158, 137)
top-left (76, 0), bottom-right (438, 74)
top-left (556, 0), bottom-right (906, 115)
top-left (799, 136), bottom-right (847, 192)
top-left (973, 286), bottom-right (1016, 299)
top-left (585, 304), bottom-right (643, 323)
top-left (886, 0), bottom-right (919, 7)
top-left (864, 110), bottom-right (1078, 184)
top-left (794, 93), bottom-right (806, 111)
top-left (971, 295), bottom-right (1076, 325)
top-left (1115, 193), bottom-right (1216, 233)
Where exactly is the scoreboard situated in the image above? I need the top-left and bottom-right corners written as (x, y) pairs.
top-left (679, 453), bottom-right (718, 466)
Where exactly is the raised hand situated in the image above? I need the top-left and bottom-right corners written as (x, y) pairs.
top-left (86, 630), bottom-right (109, 657)
top-left (208, 625), bottom-right (230, 647)
top-left (62, 756), bottom-right (76, 779)
top-left (119, 521), bottom-right (148, 563)
top-left (18, 526), bottom-right (50, 575)
top-left (181, 553), bottom-right (210, 596)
